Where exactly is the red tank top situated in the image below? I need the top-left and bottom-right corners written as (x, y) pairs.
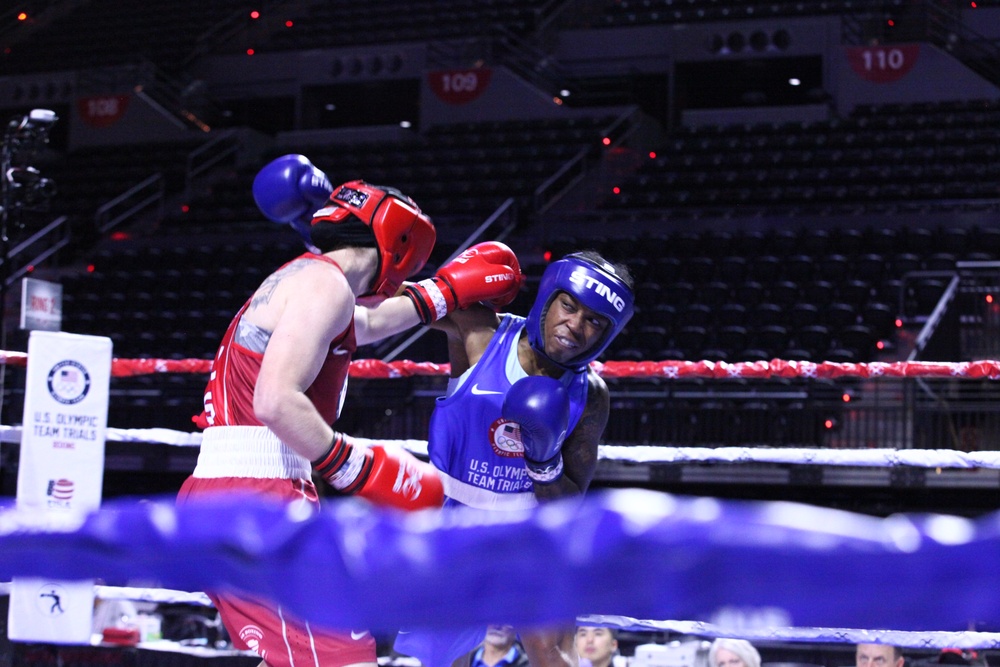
top-left (196, 254), bottom-right (357, 429)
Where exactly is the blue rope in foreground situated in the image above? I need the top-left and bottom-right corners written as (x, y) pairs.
top-left (1, 489), bottom-right (999, 635)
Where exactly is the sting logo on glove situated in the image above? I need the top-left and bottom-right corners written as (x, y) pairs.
top-left (403, 241), bottom-right (523, 324)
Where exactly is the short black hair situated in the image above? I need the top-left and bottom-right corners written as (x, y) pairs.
top-left (571, 249), bottom-right (635, 290)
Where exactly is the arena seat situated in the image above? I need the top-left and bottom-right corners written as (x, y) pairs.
top-left (837, 279), bottom-right (873, 307)
top-left (787, 303), bottom-right (821, 330)
top-left (735, 281), bottom-right (766, 307)
top-left (717, 255), bottom-right (749, 283)
top-left (795, 324), bottom-right (833, 359)
top-left (823, 302), bottom-right (859, 330)
top-left (716, 325), bottom-right (750, 359)
top-left (861, 302), bottom-right (896, 339)
top-left (676, 303), bottom-right (714, 329)
top-left (836, 324), bottom-right (877, 361)
top-left (751, 325), bottom-right (791, 357)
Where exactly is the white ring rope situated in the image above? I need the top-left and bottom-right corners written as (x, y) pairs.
top-left (3, 424), bottom-right (999, 470)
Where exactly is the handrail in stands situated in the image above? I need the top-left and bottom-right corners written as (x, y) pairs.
top-left (533, 146), bottom-right (591, 215)
top-left (184, 128), bottom-right (241, 199)
top-left (533, 106), bottom-right (642, 215)
top-left (94, 173), bottom-right (165, 234)
top-left (0, 214), bottom-right (70, 287)
top-left (906, 272), bottom-right (960, 362)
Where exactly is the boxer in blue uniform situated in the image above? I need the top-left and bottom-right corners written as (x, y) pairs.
top-left (394, 250), bottom-right (635, 667)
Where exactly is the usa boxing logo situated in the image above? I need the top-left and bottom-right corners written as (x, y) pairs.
top-left (46, 360), bottom-right (91, 405)
top-left (489, 419), bottom-right (524, 458)
top-left (46, 478), bottom-right (74, 508)
top-left (239, 625), bottom-right (267, 660)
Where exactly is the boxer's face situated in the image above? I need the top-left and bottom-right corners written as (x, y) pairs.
top-left (543, 291), bottom-right (610, 364)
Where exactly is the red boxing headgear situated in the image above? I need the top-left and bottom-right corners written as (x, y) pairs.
top-left (311, 180), bottom-right (436, 297)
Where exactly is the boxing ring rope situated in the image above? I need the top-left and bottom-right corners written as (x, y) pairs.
top-left (7, 353), bottom-right (1000, 650)
top-left (5, 350), bottom-right (1000, 380)
top-left (6, 424), bottom-right (1000, 471)
top-left (575, 617), bottom-right (1000, 651)
top-left (5, 351), bottom-right (1000, 469)
top-left (4, 490), bottom-right (1000, 648)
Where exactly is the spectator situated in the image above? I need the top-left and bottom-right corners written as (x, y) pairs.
top-left (709, 639), bottom-right (761, 667)
top-left (576, 626), bottom-right (619, 667)
top-left (451, 625), bottom-right (529, 667)
top-left (857, 644), bottom-right (904, 667)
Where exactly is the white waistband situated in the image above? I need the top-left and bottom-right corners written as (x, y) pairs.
top-left (439, 471), bottom-right (538, 511)
top-left (193, 426), bottom-right (312, 479)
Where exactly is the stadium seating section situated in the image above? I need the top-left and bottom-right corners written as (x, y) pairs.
top-left (1, 0), bottom-right (995, 444)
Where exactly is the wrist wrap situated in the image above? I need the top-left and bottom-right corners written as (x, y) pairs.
top-left (524, 453), bottom-right (564, 485)
top-left (312, 432), bottom-right (374, 493)
top-left (402, 277), bottom-right (456, 324)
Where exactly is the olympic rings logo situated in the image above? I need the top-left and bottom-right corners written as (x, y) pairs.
top-left (489, 419), bottom-right (524, 458)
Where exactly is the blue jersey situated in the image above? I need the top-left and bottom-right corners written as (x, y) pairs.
top-left (428, 314), bottom-right (588, 510)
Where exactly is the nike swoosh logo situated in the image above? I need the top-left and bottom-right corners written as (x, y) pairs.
top-left (471, 384), bottom-right (503, 395)
top-left (350, 630), bottom-right (369, 640)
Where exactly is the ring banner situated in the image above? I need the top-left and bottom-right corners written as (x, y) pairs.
top-left (8, 331), bottom-right (112, 644)
top-left (0, 489), bottom-right (999, 634)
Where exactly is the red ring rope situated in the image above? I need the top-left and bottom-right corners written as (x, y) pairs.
top-left (1, 351), bottom-right (997, 380)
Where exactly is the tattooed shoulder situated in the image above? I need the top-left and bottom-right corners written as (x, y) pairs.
top-left (247, 260), bottom-right (308, 310)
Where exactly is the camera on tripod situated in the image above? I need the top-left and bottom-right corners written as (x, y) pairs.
top-left (3, 108), bottom-right (59, 212)
top-left (8, 108), bottom-right (57, 143)
top-left (7, 166), bottom-right (56, 206)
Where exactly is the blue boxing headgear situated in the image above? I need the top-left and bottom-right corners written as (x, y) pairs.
top-left (526, 253), bottom-right (635, 371)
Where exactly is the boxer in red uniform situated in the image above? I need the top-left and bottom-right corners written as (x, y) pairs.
top-left (177, 155), bottom-right (522, 667)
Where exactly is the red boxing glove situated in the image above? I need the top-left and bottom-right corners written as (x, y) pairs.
top-left (403, 241), bottom-right (522, 324)
top-left (357, 445), bottom-right (445, 511)
top-left (313, 435), bottom-right (444, 511)
top-left (467, 241), bottom-right (524, 309)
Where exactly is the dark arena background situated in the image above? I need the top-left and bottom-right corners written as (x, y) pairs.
top-left (1, 0), bottom-right (1000, 665)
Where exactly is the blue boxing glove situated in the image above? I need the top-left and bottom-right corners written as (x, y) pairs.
top-left (502, 375), bottom-right (571, 485)
top-left (252, 154), bottom-right (333, 241)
